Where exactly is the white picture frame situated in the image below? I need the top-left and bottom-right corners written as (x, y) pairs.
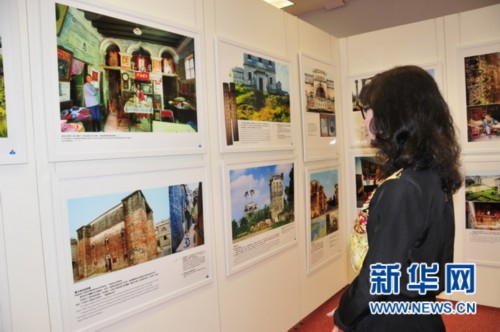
top-left (463, 164), bottom-right (500, 268)
top-left (298, 52), bottom-right (339, 162)
top-left (222, 156), bottom-right (297, 275)
top-left (42, 1), bottom-right (207, 161)
top-left (51, 162), bottom-right (213, 331)
top-left (457, 40), bottom-right (500, 154)
top-left (215, 37), bottom-right (294, 153)
top-left (0, 0), bottom-right (28, 164)
top-left (305, 162), bottom-right (341, 274)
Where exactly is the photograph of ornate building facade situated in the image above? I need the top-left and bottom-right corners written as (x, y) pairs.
top-left (304, 68), bottom-right (335, 114)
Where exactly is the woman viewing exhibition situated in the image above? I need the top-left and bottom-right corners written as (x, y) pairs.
top-left (328, 65), bottom-right (463, 331)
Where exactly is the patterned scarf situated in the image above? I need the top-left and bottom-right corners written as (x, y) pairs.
top-left (350, 169), bottom-right (403, 274)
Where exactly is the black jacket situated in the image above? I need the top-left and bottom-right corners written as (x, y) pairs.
top-left (335, 169), bottom-right (455, 331)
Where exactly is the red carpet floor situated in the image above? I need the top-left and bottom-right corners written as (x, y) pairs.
top-left (289, 286), bottom-right (500, 331)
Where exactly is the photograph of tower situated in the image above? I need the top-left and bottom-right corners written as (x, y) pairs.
top-left (229, 163), bottom-right (294, 243)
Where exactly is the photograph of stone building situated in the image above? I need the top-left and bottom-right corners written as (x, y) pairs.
top-left (69, 182), bottom-right (204, 282)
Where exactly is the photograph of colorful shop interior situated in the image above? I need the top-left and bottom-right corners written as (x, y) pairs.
top-left (464, 51), bottom-right (500, 142)
top-left (56, 3), bottom-right (198, 133)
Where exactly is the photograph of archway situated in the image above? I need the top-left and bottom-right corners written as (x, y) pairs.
top-left (55, 3), bottom-right (198, 134)
top-left (68, 182), bottom-right (204, 283)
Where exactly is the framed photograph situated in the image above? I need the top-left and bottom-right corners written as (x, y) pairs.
top-left (215, 37), bottom-right (293, 152)
top-left (222, 157), bottom-right (296, 275)
top-left (458, 40), bottom-right (500, 153)
top-left (305, 162), bottom-right (341, 274)
top-left (0, 0), bottom-right (27, 164)
top-left (464, 171), bottom-right (500, 267)
top-left (51, 162), bottom-right (213, 331)
top-left (299, 53), bottom-right (338, 161)
top-left (43, 2), bottom-right (206, 161)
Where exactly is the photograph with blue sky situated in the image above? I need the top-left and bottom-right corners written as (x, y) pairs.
top-left (68, 186), bottom-right (172, 238)
top-left (229, 163), bottom-right (293, 222)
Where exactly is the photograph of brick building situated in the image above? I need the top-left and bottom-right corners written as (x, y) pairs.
top-left (69, 183), bottom-right (204, 282)
top-left (309, 168), bottom-right (339, 242)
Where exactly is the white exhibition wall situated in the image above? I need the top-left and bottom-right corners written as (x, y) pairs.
top-left (0, 0), bottom-right (498, 331)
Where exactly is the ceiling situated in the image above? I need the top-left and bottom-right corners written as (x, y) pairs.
top-left (81, 9), bottom-right (188, 48)
top-left (279, 0), bottom-right (500, 37)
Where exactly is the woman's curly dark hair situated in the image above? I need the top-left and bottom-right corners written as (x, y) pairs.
top-left (359, 65), bottom-right (463, 195)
